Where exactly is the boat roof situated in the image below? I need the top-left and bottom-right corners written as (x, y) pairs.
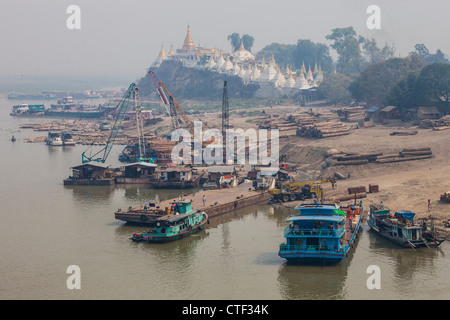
top-left (286, 215), bottom-right (344, 222)
top-left (71, 162), bottom-right (110, 169)
top-left (156, 211), bottom-right (197, 222)
top-left (122, 162), bottom-right (157, 168)
top-left (294, 202), bottom-right (340, 210)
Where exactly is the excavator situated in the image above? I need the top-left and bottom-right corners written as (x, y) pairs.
top-left (269, 178), bottom-right (334, 202)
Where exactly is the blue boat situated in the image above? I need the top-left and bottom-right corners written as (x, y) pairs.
top-left (278, 201), bottom-right (363, 264)
top-left (368, 203), bottom-right (445, 248)
top-left (130, 199), bottom-right (208, 243)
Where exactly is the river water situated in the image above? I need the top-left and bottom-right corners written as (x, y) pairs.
top-left (0, 98), bottom-right (449, 300)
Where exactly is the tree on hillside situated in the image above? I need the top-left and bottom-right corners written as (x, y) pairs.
top-left (350, 55), bottom-right (426, 106)
top-left (326, 27), bottom-right (365, 75)
top-left (410, 44), bottom-right (449, 64)
top-left (227, 33), bottom-right (255, 52)
top-left (293, 39), bottom-right (333, 73)
top-left (326, 27), bottom-right (396, 75)
top-left (241, 34), bottom-right (255, 52)
top-left (256, 43), bottom-right (296, 68)
top-left (414, 63), bottom-right (450, 112)
top-left (317, 73), bottom-right (353, 106)
top-left (362, 38), bottom-right (395, 67)
top-left (387, 73), bottom-right (419, 109)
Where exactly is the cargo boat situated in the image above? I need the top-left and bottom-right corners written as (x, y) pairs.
top-left (10, 104), bottom-right (45, 116)
top-left (46, 131), bottom-right (63, 146)
top-left (130, 199), bottom-right (208, 243)
top-left (368, 203), bottom-right (445, 248)
top-left (46, 96), bottom-right (105, 118)
top-left (278, 201), bottom-right (363, 264)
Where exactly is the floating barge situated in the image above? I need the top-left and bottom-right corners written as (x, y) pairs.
top-left (63, 162), bottom-right (116, 186)
top-left (278, 201), bottom-right (363, 264)
top-left (114, 182), bottom-right (271, 223)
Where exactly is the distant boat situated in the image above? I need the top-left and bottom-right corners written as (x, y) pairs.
top-left (278, 201), bottom-right (363, 264)
top-left (368, 203), bottom-right (445, 248)
top-left (130, 199), bottom-right (208, 243)
top-left (50, 96), bottom-right (78, 109)
top-left (10, 104), bottom-right (45, 117)
top-left (61, 131), bottom-right (76, 146)
top-left (46, 131), bottom-right (63, 146)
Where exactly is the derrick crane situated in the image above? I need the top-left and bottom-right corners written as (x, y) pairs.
top-left (222, 81), bottom-right (229, 140)
top-left (221, 81), bottom-right (229, 163)
top-left (149, 71), bottom-right (215, 147)
top-left (150, 70), bottom-right (179, 130)
top-left (82, 83), bottom-right (137, 163)
top-left (134, 87), bottom-right (147, 161)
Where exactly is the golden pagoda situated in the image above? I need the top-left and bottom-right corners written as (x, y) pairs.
top-left (182, 25), bottom-right (195, 50)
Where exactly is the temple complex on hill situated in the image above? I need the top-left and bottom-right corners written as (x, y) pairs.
top-left (152, 25), bottom-right (325, 98)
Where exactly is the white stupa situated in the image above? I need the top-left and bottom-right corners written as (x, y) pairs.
top-left (272, 67), bottom-right (286, 87)
top-left (213, 53), bottom-right (225, 70)
top-left (251, 65), bottom-right (261, 82)
top-left (232, 40), bottom-right (255, 63)
top-left (284, 70), bottom-right (296, 88)
top-left (221, 55), bottom-right (233, 73)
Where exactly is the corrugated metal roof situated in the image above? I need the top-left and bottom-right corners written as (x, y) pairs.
top-left (380, 106), bottom-right (397, 112)
top-left (366, 107), bottom-right (380, 113)
top-left (208, 165), bottom-right (235, 173)
top-left (71, 162), bottom-right (110, 169)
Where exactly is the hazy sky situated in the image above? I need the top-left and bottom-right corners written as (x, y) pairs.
top-left (1, 0), bottom-right (449, 85)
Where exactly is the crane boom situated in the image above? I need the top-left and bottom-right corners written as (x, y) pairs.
top-left (149, 70), bottom-right (216, 148)
top-left (82, 83), bottom-right (137, 163)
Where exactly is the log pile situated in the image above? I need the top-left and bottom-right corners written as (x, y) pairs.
top-left (297, 121), bottom-right (350, 138)
top-left (419, 115), bottom-right (450, 129)
top-left (375, 147), bottom-right (432, 163)
top-left (390, 130), bottom-right (418, 136)
top-left (327, 147), bottom-right (433, 166)
top-left (337, 106), bottom-right (365, 123)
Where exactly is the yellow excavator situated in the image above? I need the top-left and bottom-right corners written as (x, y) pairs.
top-left (269, 178), bottom-right (334, 202)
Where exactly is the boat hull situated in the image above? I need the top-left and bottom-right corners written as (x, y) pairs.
top-left (131, 216), bottom-right (207, 243)
top-left (44, 110), bottom-right (105, 118)
top-left (279, 205), bottom-right (363, 265)
top-left (367, 219), bottom-right (443, 248)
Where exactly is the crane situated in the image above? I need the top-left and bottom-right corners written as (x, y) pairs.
top-left (149, 70), bottom-right (215, 148)
top-left (81, 83), bottom-right (137, 163)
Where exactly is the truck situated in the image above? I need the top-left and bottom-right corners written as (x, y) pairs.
top-left (269, 179), bottom-right (333, 202)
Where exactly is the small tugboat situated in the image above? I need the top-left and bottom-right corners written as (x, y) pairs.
top-left (368, 203), bottom-right (445, 248)
top-left (130, 199), bottom-right (208, 243)
top-left (278, 201), bottom-right (363, 264)
top-left (46, 131), bottom-right (63, 146)
top-left (61, 131), bottom-right (76, 146)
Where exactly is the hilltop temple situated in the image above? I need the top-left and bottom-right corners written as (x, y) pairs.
top-left (152, 25), bottom-right (325, 97)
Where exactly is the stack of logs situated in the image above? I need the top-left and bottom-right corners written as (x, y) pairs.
top-left (376, 147), bottom-right (432, 163)
top-left (297, 121), bottom-right (350, 138)
top-left (419, 115), bottom-right (450, 129)
top-left (338, 106), bottom-right (365, 123)
top-left (258, 114), bottom-right (319, 137)
top-left (328, 147), bottom-right (432, 166)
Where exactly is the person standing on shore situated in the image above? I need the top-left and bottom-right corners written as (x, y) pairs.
top-left (202, 194), bottom-right (206, 206)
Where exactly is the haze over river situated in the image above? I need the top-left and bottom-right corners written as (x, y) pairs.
top-left (0, 98), bottom-right (449, 300)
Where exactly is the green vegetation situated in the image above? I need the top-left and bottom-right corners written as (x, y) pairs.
top-left (227, 33), bottom-right (255, 52)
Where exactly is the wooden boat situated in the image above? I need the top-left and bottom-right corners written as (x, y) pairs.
top-left (368, 203), bottom-right (445, 248)
top-left (278, 201), bottom-right (363, 264)
top-left (130, 199), bottom-right (208, 243)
